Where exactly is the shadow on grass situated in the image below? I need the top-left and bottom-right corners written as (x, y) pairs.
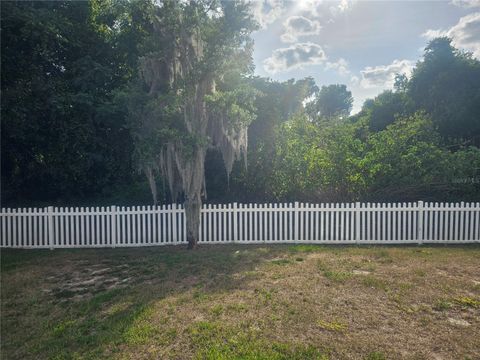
top-left (2, 243), bottom-right (479, 359)
top-left (1, 244), bottom-right (322, 359)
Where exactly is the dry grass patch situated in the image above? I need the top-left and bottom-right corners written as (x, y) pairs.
top-left (1, 244), bottom-right (479, 359)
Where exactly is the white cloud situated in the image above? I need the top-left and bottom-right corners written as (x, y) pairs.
top-left (263, 42), bottom-right (327, 73)
top-left (360, 59), bottom-right (415, 89)
top-left (297, 0), bottom-right (356, 18)
top-left (329, 0), bottom-right (356, 16)
top-left (249, 0), bottom-right (287, 29)
top-left (280, 15), bottom-right (322, 43)
top-left (422, 12), bottom-right (480, 58)
top-left (421, 29), bottom-right (448, 39)
top-left (450, 0), bottom-right (480, 8)
top-left (325, 57), bottom-right (350, 76)
top-left (338, 0), bottom-right (354, 12)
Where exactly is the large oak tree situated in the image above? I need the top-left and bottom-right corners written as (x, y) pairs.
top-left (126, 0), bottom-right (257, 248)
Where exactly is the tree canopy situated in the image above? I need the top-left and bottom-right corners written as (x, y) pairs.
top-left (306, 84), bottom-right (353, 121)
top-left (121, 0), bottom-right (258, 247)
top-left (1, 2), bottom-right (479, 214)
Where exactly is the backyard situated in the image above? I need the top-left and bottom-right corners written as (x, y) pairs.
top-left (1, 245), bottom-right (479, 360)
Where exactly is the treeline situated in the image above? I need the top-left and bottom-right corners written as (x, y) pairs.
top-left (2, 1), bottom-right (480, 207)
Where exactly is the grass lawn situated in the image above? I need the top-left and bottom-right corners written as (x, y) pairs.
top-left (1, 245), bottom-right (479, 360)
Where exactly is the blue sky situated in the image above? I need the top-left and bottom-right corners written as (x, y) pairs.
top-left (249, 0), bottom-right (480, 113)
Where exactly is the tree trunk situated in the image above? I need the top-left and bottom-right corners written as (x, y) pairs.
top-left (185, 195), bottom-right (201, 249)
top-left (181, 146), bottom-right (206, 249)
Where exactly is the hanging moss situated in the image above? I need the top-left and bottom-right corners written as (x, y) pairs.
top-left (131, 1), bottom-right (257, 248)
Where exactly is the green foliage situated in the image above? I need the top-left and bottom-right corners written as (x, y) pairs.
top-left (1, 1), bottom-right (479, 208)
top-left (1, 0), bottom-right (151, 206)
top-left (210, 76), bottom-right (317, 202)
top-left (124, 0), bottom-right (258, 206)
top-left (360, 90), bottom-right (414, 132)
top-left (408, 37), bottom-right (480, 144)
top-left (268, 110), bottom-right (480, 203)
top-left (205, 83), bottom-right (259, 131)
top-left (307, 84), bottom-right (353, 120)
top-left (362, 112), bottom-right (480, 200)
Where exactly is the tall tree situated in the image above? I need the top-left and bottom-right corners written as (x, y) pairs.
top-left (363, 90), bottom-right (413, 132)
top-left (408, 37), bottom-right (480, 145)
top-left (306, 84), bottom-right (353, 121)
top-left (126, 0), bottom-right (257, 248)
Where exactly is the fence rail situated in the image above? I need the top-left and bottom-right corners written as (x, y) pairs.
top-left (1, 201), bottom-right (479, 248)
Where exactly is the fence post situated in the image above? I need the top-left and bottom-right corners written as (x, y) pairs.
top-left (172, 203), bottom-right (177, 243)
top-left (47, 206), bottom-right (54, 250)
top-left (111, 206), bottom-right (117, 248)
top-left (294, 201), bottom-right (299, 243)
top-left (232, 202), bottom-right (237, 243)
top-left (355, 202), bottom-right (361, 244)
top-left (417, 201), bottom-right (424, 244)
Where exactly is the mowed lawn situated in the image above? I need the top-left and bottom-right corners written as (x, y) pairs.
top-left (1, 245), bottom-right (479, 360)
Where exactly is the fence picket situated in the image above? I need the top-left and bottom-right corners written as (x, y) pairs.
top-left (359, 203), bottom-right (364, 242)
top-left (105, 207), bottom-right (110, 246)
top-left (239, 203), bottom-right (244, 241)
top-left (475, 202), bottom-right (480, 241)
top-left (459, 202), bottom-right (464, 241)
top-left (6, 209), bottom-right (11, 247)
top-left (468, 203), bottom-right (478, 241)
top-left (33, 208), bottom-right (39, 247)
top-left (222, 204), bottom-right (227, 242)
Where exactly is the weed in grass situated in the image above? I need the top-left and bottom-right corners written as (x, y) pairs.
top-left (123, 305), bottom-right (157, 345)
top-left (362, 275), bottom-right (389, 291)
top-left (105, 301), bottom-right (132, 316)
top-left (225, 303), bottom-right (248, 313)
top-left (255, 288), bottom-right (273, 303)
top-left (433, 299), bottom-right (452, 311)
top-left (323, 270), bottom-right (351, 282)
top-left (317, 320), bottom-right (348, 332)
top-left (193, 290), bottom-right (209, 302)
top-left (124, 322), bottom-right (157, 345)
top-left (365, 351), bottom-right (387, 360)
top-left (372, 250), bottom-right (393, 264)
top-left (243, 270), bottom-right (259, 279)
top-left (317, 261), bottom-right (351, 282)
top-left (189, 321), bottom-right (219, 341)
top-left (289, 244), bottom-right (325, 253)
top-left (189, 321), bottom-right (329, 360)
top-left (295, 257), bottom-right (304, 262)
top-left (413, 249), bottom-right (432, 256)
top-left (419, 316), bottom-right (431, 327)
top-left (52, 320), bottom-right (76, 337)
top-left (256, 247), bottom-right (270, 254)
top-left (165, 328), bottom-right (177, 341)
top-left (78, 288), bottom-right (122, 314)
top-left (271, 258), bottom-right (292, 265)
top-left (270, 313), bottom-right (281, 321)
top-left (414, 269), bottom-right (426, 277)
top-left (210, 304), bottom-right (223, 317)
top-left (453, 296), bottom-right (480, 308)
top-left (398, 282), bottom-right (414, 292)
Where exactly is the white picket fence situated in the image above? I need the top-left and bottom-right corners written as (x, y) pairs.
top-left (0, 201), bottom-right (479, 248)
